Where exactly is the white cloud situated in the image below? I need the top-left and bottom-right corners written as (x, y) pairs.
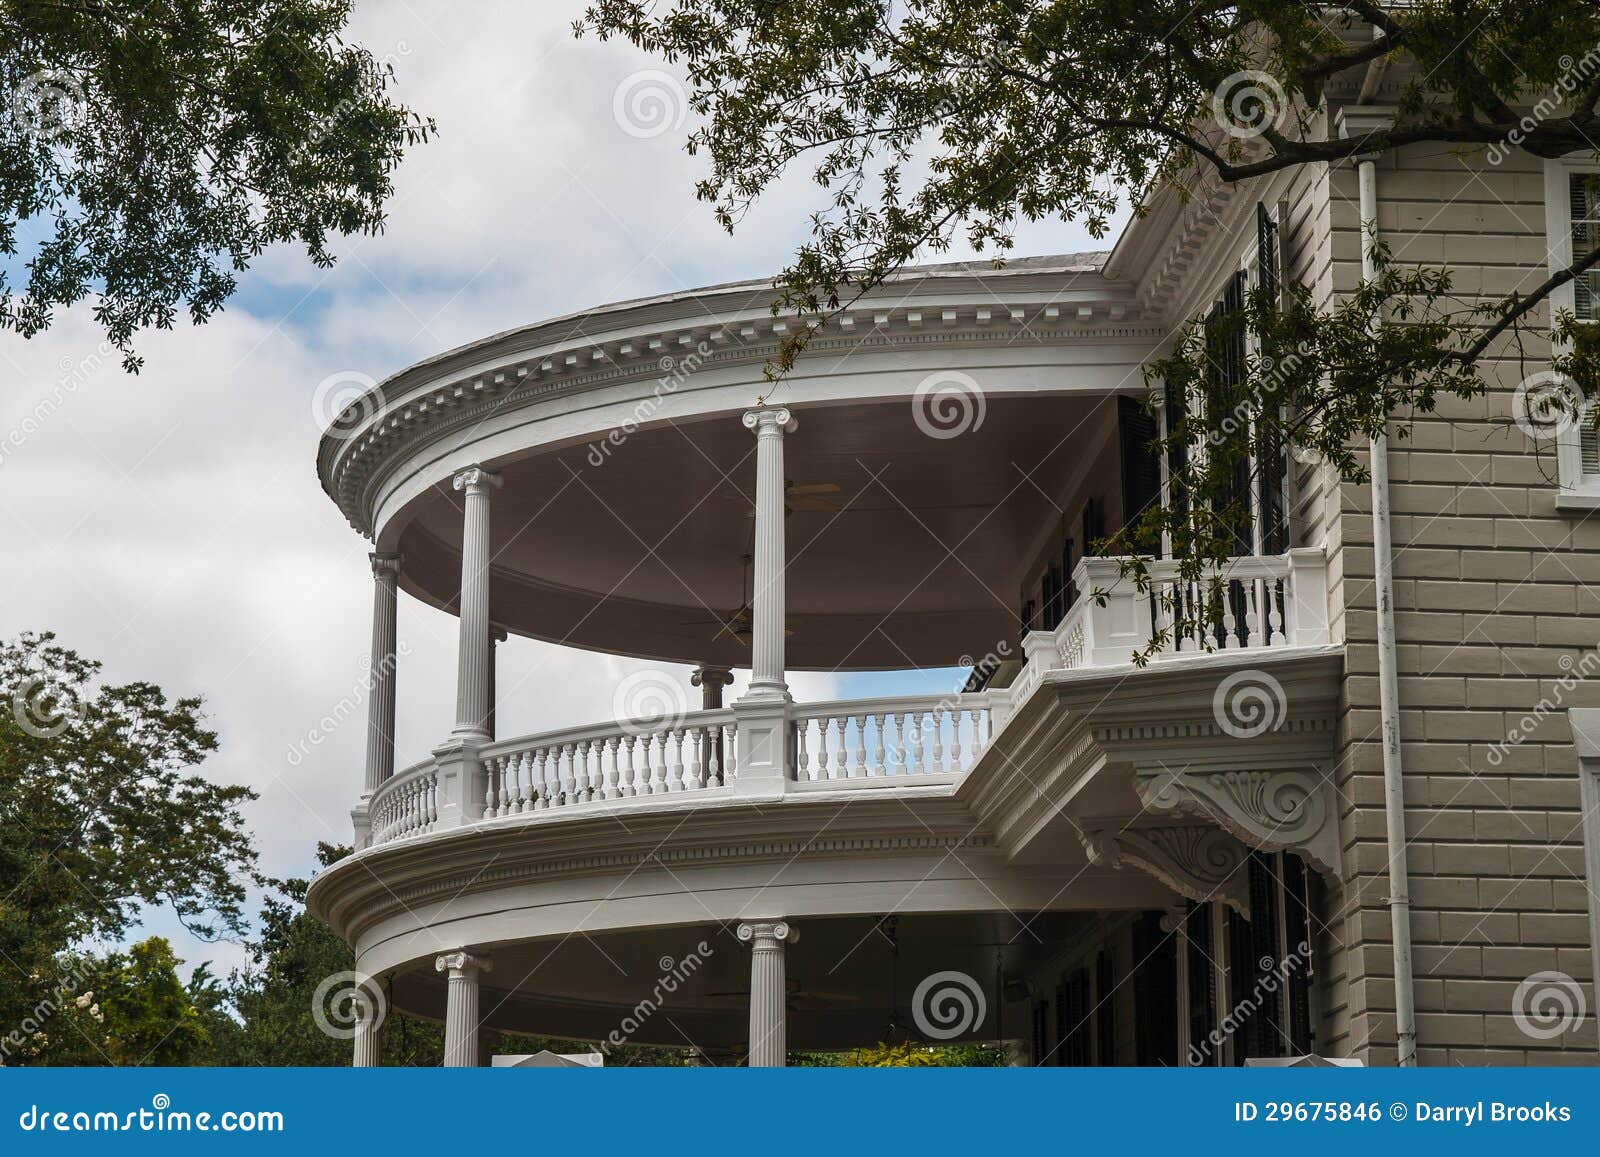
top-left (0, 0), bottom-right (1118, 977)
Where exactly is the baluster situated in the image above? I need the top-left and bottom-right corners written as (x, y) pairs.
top-left (1245, 577), bottom-right (1263, 649)
top-left (930, 707), bottom-right (946, 773)
top-left (678, 729), bottom-right (697, 790)
top-left (614, 735), bottom-right (633, 798)
top-left (665, 728), bottom-right (681, 791)
top-left (796, 719), bottom-right (812, 781)
top-left (705, 725), bottom-right (722, 787)
top-left (949, 709), bottom-right (964, 773)
top-left (908, 710), bottom-right (924, 774)
top-left (599, 736), bottom-right (616, 799)
top-left (854, 715), bottom-right (869, 776)
top-left (871, 712), bottom-right (885, 774)
top-left (828, 716), bottom-right (845, 779)
top-left (484, 760), bottom-right (499, 818)
top-left (722, 724), bottom-right (736, 782)
top-left (640, 732), bottom-right (658, 794)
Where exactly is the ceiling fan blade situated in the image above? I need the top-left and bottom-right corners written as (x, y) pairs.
top-left (789, 498), bottom-right (843, 512)
top-left (788, 482), bottom-right (842, 495)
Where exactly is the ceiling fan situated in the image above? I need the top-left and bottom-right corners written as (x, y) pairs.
top-left (702, 976), bottom-right (862, 1011)
top-left (680, 553), bottom-right (793, 644)
top-left (719, 478), bottom-right (850, 516)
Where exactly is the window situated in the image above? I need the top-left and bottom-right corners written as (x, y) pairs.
top-left (1541, 160), bottom-right (1600, 510)
top-left (1567, 708), bottom-right (1600, 1030)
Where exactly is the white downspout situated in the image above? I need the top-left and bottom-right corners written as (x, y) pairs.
top-left (1340, 104), bottom-right (1417, 1067)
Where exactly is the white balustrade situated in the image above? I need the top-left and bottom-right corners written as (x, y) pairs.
top-left (478, 709), bottom-right (738, 821)
top-left (368, 760), bottom-right (438, 844)
top-left (791, 695), bottom-right (993, 782)
top-left (1015, 548), bottom-right (1331, 703)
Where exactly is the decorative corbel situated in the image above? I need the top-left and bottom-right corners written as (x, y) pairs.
top-left (1079, 823), bottom-right (1252, 917)
top-left (1133, 766), bottom-right (1341, 879)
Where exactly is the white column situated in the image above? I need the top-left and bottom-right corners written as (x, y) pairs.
top-left (352, 996), bottom-right (384, 1068)
top-left (487, 623), bottom-right (507, 742)
top-left (737, 920), bottom-right (797, 1066)
top-left (451, 466), bottom-right (501, 743)
top-left (740, 409), bottom-right (796, 702)
top-left (435, 951), bottom-right (492, 1067)
top-left (364, 553), bottom-right (402, 795)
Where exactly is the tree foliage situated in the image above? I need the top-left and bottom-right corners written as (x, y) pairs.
top-left (580, 1), bottom-right (1600, 614)
top-left (1, 0), bottom-right (432, 369)
top-left (0, 630), bottom-right (257, 1045)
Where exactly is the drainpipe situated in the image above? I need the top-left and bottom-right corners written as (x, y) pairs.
top-left (1338, 104), bottom-right (1416, 1067)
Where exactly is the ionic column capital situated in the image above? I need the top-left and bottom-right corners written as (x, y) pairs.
top-left (691, 664), bottom-right (735, 689)
top-left (369, 552), bottom-right (403, 580)
top-left (452, 465), bottom-right (502, 494)
top-left (742, 407), bottom-right (796, 436)
top-left (435, 951), bottom-right (493, 978)
top-left (737, 920), bottom-right (798, 947)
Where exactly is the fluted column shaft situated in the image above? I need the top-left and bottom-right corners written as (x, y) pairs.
top-left (738, 920), bottom-right (797, 1066)
top-left (451, 467), bottom-right (500, 741)
top-left (363, 554), bottom-right (402, 796)
top-left (741, 410), bottom-right (796, 701)
top-left (436, 951), bottom-right (492, 1067)
top-left (352, 999), bottom-right (383, 1067)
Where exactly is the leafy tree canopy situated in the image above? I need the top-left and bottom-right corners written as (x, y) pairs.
top-left (580, 1), bottom-right (1600, 607)
top-left (1, 0), bottom-right (432, 370)
top-left (0, 630), bottom-right (257, 1040)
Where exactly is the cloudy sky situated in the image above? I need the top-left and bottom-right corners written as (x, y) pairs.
top-left (0, 2), bottom-right (1118, 977)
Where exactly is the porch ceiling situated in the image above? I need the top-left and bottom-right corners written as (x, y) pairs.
top-left (393, 394), bottom-right (1120, 669)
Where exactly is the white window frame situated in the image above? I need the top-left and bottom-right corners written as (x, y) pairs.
top-left (1565, 708), bottom-right (1600, 1037)
top-left (1541, 156), bottom-right (1600, 511)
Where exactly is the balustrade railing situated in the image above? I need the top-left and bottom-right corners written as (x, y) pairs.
top-left (360, 554), bottom-right (1325, 849)
top-left (792, 695), bottom-right (993, 782)
top-left (369, 759), bottom-right (438, 844)
top-left (480, 709), bottom-right (736, 817)
top-left (1015, 548), bottom-right (1331, 705)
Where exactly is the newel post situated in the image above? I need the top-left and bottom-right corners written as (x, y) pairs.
top-left (1074, 556), bottom-right (1154, 667)
top-left (1285, 547), bottom-right (1330, 645)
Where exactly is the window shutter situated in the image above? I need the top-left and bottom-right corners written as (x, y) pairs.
top-left (1572, 174), bottom-right (1599, 320)
top-left (1256, 202), bottom-right (1280, 305)
top-left (1583, 414), bottom-right (1600, 475)
top-left (1081, 497), bottom-right (1106, 556)
top-left (1118, 395), bottom-right (1162, 548)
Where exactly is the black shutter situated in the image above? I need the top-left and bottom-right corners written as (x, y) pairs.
top-left (1163, 378), bottom-right (1189, 538)
top-left (1185, 903), bottom-right (1216, 1065)
top-left (1095, 950), bottom-right (1117, 1065)
top-left (1283, 854), bottom-right (1315, 1054)
top-left (1118, 395), bottom-right (1161, 550)
top-left (1132, 912), bottom-right (1179, 1065)
top-left (1081, 497), bottom-right (1106, 556)
top-left (1061, 536), bottom-right (1076, 609)
top-left (1019, 598), bottom-right (1035, 636)
top-left (1257, 202), bottom-right (1280, 306)
top-left (1258, 421), bottom-right (1288, 555)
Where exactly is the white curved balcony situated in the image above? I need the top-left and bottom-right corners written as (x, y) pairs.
top-left (365, 692), bottom-right (999, 849)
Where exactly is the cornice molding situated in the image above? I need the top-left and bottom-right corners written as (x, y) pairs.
top-left (323, 306), bottom-right (1164, 536)
top-left (317, 824), bottom-right (996, 943)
